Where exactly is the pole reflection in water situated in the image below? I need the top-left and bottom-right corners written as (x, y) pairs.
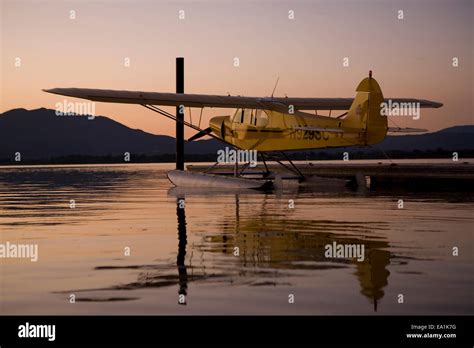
top-left (176, 198), bottom-right (188, 305)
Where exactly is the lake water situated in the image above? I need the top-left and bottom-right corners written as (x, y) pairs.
top-left (0, 162), bottom-right (472, 315)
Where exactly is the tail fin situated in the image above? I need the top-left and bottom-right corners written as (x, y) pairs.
top-left (343, 72), bottom-right (387, 145)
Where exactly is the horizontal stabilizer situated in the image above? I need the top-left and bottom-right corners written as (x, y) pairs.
top-left (387, 127), bottom-right (428, 133)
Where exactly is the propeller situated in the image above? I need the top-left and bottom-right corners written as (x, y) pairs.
top-left (188, 127), bottom-right (212, 141)
top-left (221, 121), bottom-right (226, 138)
top-left (220, 120), bottom-right (234, 139)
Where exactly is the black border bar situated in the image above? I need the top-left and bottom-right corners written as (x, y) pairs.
top-left (0, 315), bottom-right (472, 346)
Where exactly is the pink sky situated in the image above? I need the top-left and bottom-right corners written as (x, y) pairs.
top-left (1, 0), bottom-right (472, 137)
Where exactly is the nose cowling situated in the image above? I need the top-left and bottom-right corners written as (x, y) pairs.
top-left (209, 115), bottom-right (230, 139)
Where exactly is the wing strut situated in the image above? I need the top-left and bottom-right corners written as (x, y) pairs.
top-left (141, 104), bottom-right (225, 142)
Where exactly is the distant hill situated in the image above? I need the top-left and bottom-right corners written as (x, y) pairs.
top-left (0, 108), bottom-right (223, 160)
top-left (312, 124), bottom-right (474, 157)
top-left (0, 108), bottom-right (472, 162)
top-left (376, 125), bottom-right (474, 152)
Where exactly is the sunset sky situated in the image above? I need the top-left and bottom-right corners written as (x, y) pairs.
top-left (1, 0), bottom-right (472, 137)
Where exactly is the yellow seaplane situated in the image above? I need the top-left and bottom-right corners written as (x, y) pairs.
top-left (44, 71), bottom-right (442, 187)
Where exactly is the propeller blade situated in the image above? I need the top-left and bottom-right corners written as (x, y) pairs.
top-left (221, 121), bottom-right (226, 138)
top-left (188, 127), bottom-right (212, 141)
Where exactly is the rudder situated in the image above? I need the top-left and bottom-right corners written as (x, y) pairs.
top-left (343, 72), bottom-right (387, 145)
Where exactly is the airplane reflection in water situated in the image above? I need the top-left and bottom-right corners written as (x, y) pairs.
top-left (89, 190), bottom-right (393, 312)
top-left (193, 194), bottom-right (391, 312)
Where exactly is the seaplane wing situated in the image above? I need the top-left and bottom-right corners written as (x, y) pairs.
top-left (43, 88), bottom-right (443, 111)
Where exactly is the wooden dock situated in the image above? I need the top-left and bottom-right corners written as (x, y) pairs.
top-left (187, 160), bottom-right (474, 190)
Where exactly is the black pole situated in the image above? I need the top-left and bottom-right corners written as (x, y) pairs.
top-left (176, 57), bottom-right (184, 170)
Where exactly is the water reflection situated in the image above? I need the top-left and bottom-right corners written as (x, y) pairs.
top-left (2, 164), bottom-right (471, 314)
top-left (357, 248), bottom-right (390, 311)
top-left (0, 165), bottom-right (161, 226)
top-left (176, 198), bottom-right (188, 305)
top-left (78, 191), bottom-right (393, 311)
top-left (200, 194), bottom-right (391, 311)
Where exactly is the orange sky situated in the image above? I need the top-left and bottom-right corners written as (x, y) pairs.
top-left (1, 0), bottom-right (472, 137)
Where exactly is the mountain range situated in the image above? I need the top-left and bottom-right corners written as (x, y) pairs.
top-left (0, 108), bottom-right (473, 162)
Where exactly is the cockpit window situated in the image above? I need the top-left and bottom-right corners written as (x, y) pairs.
top-left (232, 108), bottom-right (252, 124)
top-left (232, 109), bottom-right (268, 127)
